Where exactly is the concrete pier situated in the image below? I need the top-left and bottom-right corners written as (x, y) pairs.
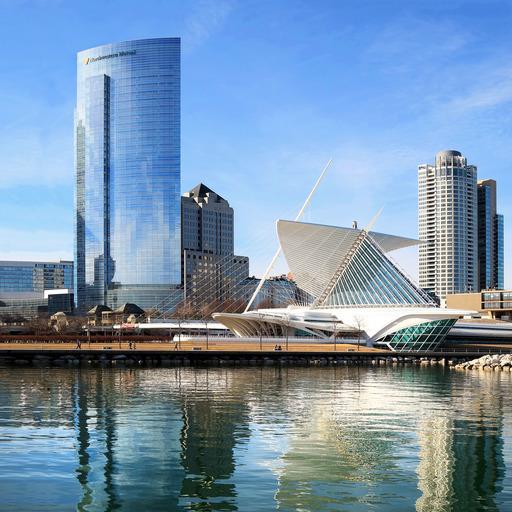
top-left (0, 347), bottom-right (497, 368)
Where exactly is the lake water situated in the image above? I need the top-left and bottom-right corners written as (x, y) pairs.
top-left (0, 365), bottom-right (511, 511)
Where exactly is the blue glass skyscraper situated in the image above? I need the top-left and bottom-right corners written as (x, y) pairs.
top-left (477, 179), bottom-right (504, 290)
top-left (75, 38), bottom-right (182, 312)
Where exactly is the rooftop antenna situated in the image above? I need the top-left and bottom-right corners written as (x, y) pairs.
top-left (244, 158), bottom-right (333, 313)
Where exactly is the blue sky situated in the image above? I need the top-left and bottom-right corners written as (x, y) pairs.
top-left (1, 0), bottom-right (512, 283)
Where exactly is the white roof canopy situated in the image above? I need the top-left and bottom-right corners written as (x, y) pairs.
top-left (277, 220), bottom-right (421, 301)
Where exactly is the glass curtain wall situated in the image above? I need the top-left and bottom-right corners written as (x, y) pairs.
top-left (75, 38), bottom-right (182, 312)
top-left (323, 235), bottom-right (434, 308)
top-left (495, 214), bottom-right (504, 290)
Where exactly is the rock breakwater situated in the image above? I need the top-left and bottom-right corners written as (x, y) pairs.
top-left (0, 351), bottom-right (478, 368)
top-left (453, 354), bottom-right (512, 371)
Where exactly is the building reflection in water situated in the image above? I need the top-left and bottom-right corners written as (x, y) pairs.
top-left (178, 373), bottom-right (250, 509)
top-left (74, 370), bottom-right (122, 511)
top-left (272, 367), bottom-right (408, 510)
top-left (268, 368), bottom-right (508, 511)
top-left (416, 372), bottom-right (505, 511)
top-left (70, 368), bottom-right (250, 511)
top-left (0, 366), bottom-right (510, 511)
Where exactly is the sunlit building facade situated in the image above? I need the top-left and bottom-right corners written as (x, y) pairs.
top-left (234, 275), bottom-right (305, 309)
top-left (75, 38), bottom-right (182, 312)
top-left (181, 183), bottom-right (249, 310)
top-left (214, 220), bottom-right (468, 352)
top-left (0, 260), bottom-right (74, 319)
top-left (418, 150), bottom-right (478, 303)
top-left (0, 260), bottom-right (73, 296)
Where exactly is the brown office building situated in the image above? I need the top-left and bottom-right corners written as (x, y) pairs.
top-left (446, 290), bottom-right (512, 320)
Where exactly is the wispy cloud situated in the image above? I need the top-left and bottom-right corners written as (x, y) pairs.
top-left (447, 68), bottom-right (512, 113)
top-left (182, 0), bottom-right (235, 52)
top-left (366, 16), bottom-right (469, 67)
top-left (365, 14), bottom-right (512, 119)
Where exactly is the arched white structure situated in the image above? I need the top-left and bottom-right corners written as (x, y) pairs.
top-left (214, 219), bottom-right (473, 351)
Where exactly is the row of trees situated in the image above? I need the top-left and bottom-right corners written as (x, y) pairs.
top-left (167, 298), bottom-right (276, 321)
top-left (0, 315), bottom-right (83, 335)
top-left (0, 314), bottom-right (27, 324)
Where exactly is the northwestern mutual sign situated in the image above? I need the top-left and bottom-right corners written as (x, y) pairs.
top-left (83, 50), bottom-right (136, 65)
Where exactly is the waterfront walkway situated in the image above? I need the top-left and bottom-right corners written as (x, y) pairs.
top-left (0, 340), bottom-right (383, 353)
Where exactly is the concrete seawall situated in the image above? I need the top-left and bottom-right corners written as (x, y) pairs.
top-left (0, 349), bottom-right (493, 368)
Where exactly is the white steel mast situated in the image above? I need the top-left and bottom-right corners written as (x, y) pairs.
top-left (244, 158), bottom-right (332, 312)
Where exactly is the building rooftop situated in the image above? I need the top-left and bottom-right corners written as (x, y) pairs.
top-left (112, 303), bottom-right (145, 315)
top-left (436, 149), bottom-right (462, 158)
top-left (0, 260), bottom-right (73, 266)
top-left (184, 183), bottom-right (227, 203)
top-left (87, 304), bottom-right (113, 315)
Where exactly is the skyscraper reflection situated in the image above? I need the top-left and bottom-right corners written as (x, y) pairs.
top-left (0, 367), bottom-right (510, 511)
top-left (178, 377), bottom-right (250, 509)
top-left (70, 368), bottom-right (251, 511)
top-left (416, 373), bottom-right (505, 511)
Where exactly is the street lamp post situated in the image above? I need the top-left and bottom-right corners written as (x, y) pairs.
top-left (258, 313), bottom-right (263, 351)
top-left (285, 314), bottom-right (289, 352)
top-left (355, 316), bottom-right (363, 352)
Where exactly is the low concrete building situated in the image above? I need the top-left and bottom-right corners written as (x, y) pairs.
top-left (234, 275), bottom-right (306, 309)
top-left (102, 303), bottom-right (146, 325)
top-left (446, 290), bottom-right (512, 320)
top-left (87, 305), bottom-right (113, 326)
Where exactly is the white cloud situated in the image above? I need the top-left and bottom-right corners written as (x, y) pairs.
top-left (366, 16), bottom-right (469, 67)
top-left (182, 0), bottom-right (235, 52)
top-left (446, 69), bottom-right (512, 113)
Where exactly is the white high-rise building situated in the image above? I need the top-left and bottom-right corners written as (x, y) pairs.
top-left (418, 150), bottom-right (478, 304)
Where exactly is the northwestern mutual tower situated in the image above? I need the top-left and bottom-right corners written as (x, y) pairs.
top-left (75, 38), bottom-right (181, 312)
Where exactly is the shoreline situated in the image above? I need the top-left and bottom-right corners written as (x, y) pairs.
top-left (0, 347), bottom-right (496, 368)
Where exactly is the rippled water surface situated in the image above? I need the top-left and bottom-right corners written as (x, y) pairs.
top-left (1, 366), bottom-right (512, 511)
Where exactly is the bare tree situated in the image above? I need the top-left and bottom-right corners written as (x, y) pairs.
top-left (144, 307), bottom-right (161, 321)
top-left (214, 297), bottom-right (246, 314)
top-left (58, 316), bottom-right (87, 334)
top-left (332, 317), bottom-right (338, 352)
top-left (353, 315), bottom-right (365, 351)
top-left (171, 302), bottom-right (201, 320)
top-left (0, 313), bottom-right (26, 324)
top-left (27, 316), bottom-right (52, 336)
top-left (284, 312), bottom-right (290, 351)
